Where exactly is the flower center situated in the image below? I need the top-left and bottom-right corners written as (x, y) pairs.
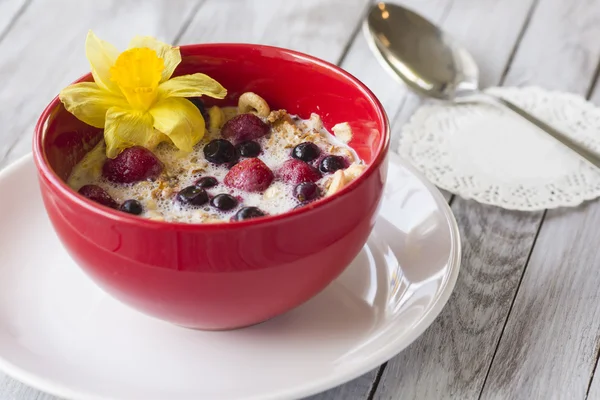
top-left (110, 48), bottom-right (164, 111)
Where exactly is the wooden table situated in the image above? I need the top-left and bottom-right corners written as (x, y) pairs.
top-left (1, 0), bottom-right (599, 398)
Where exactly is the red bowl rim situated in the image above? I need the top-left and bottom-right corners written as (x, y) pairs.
top-left (32, 43), bottom-right (390, 231)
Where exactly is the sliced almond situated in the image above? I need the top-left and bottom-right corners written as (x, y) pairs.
top-left (309, 113), bottom-right (323, 131)
top-left (332, 122), bottom-right (353, 144)
top-left (270, 120), bottom-right (304, 148)
top-left (208, 106), bottom-right (225, 132)
top-left (326, 170), bottom-right (346, 197)
top-left (344, 164), bottom-right (367, 181)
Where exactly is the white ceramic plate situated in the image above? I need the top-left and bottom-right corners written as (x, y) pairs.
top-left (0, 152), bottom-right (460, 400)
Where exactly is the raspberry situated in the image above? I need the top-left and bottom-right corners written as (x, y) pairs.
top-left (78, 185), bottom-right (118, 209)
top-left (278, 159), bottom-right (321, 185)
top-left (221, 114), bottom-right (270, 143)
top-left (224, 158), bottom-right (274, 192)
top-left (102, 146), bottom-right (164, 184)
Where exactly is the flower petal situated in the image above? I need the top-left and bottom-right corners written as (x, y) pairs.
top-left (104, 107), bottom-right (156, 158)
top-left (158, 73), bottom-right (227, 99)
top-left (59, 82), bottom-right (128, 128)
top-left (129, 36), bottom-right (181, 83)
top-left (150, 97), bottom-right (205, 153)
top-left (85, 30), bottom-right (121, 94)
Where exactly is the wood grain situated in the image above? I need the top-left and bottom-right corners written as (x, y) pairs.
top-left (481, 204), bottom-right (600, 399)
top-left (178, 0), bottom-right (369, 65)
top-left (304, 369), bottom-right (380, 400)
top-left (0, 0), bottom-right (201, 169)
top-left (365, 0), bottom-right (554, 398)
top-left (305, 2), bottom-right (454, 397)
top-left (479, 0), bottom-right (600, 397)
top-left (375, 205), bottom-right (542, 400)
top-left (0, 0), bottom-right (28, 41)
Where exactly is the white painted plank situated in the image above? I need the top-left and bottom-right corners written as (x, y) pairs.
top-left (304, 2), bottom-right (453, 398)
top-left (375, 205), bottom-right (543, 400)
top-left (353, 0), bottom-right (550, 399)
top-left (178, 0), bottom-right (368, 65)
top-left (0, 0), bottom-right (201, 169)
top-left (305, 369), bottom-right (379, 400)
top-left (0, 0), bottom-right (27, 39)
top-left (477, 0), bottom-right (600, 398)
top-left (482, 205), bottom-right (600, 399)
top-left (585, 58), bottom-right (600, 400)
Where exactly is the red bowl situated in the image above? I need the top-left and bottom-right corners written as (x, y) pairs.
top-left (33, 44), bottom-right (390, 330)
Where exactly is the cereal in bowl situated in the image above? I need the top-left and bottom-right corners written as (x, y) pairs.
top-left (59, 32), bottom-right (365, 223)
top-left (68, 93), bottom-right (366, 223)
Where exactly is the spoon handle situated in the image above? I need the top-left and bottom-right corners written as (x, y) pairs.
top-left (480, 92), bottom-right (600, 169)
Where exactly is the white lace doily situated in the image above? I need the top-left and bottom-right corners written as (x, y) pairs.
top-left (398, 86), bottom-right (600, 211)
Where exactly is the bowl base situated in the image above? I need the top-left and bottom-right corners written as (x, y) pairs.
top-left (177, 317), bottom-right (274, 331)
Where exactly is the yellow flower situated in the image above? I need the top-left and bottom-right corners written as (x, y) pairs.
top-left (59, 31), bottom-right (227, 158)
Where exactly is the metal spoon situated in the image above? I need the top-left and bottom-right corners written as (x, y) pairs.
top-left (364, 2), bottom-right (600, 169)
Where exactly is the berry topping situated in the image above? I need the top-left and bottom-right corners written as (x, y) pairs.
top-left (189, 97), bottom-right (210, 124)
top-left (319, 155), bottom-right (346, 174)
top-left (120, 199), bottom-right (143, 215)
top-left (78, 185), bottom-right (118, 209)
top-left (292, 142), bottom-right (320, 162)
top-left (210, 194), bottom-right (238, 211)
top-left (203, 139), bottom-right (238, 164)
top-left (232, 207), bottom-right (266, 221)
top-left (195, 176), bottom-right (218, 189)
top-left (102, 146), bottom-right (164, 184)
top-left (177, 186), bottom-right (209, 206)
top-left (294, 182), bottom-right (320, 202)
top-left (236, 140), bottom-right (261, 158)
top-left (221, 114), bottom-right (270, 143)
top-left (224, 158), bottom-right (274, 192)
top-left (278, 159), bottom-right (321, 184)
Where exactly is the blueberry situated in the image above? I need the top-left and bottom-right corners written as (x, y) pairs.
top-left (293, 182), bottom-right (320, 202)
top-left (236, 140), bottom-right (261, 158)
top-left (120, 199), bottom-right (143, 215)
top-left (203, 139), bottom-right (238, 164)
top-left (210, 193), bottom-right (238, 211)
top-left (177, 186), bottom-right (209, 206)
top-left (319, 155), bottom-right (346, 173)
top-left (232, 206), bottom-right (266, 221)
top-left (292, 142), bottom-right (320, 162)
top-left (196, 176), bottom-right (218, 189)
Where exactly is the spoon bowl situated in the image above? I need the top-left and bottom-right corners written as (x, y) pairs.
top-left (364, 3), bottom-right (479, 100)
